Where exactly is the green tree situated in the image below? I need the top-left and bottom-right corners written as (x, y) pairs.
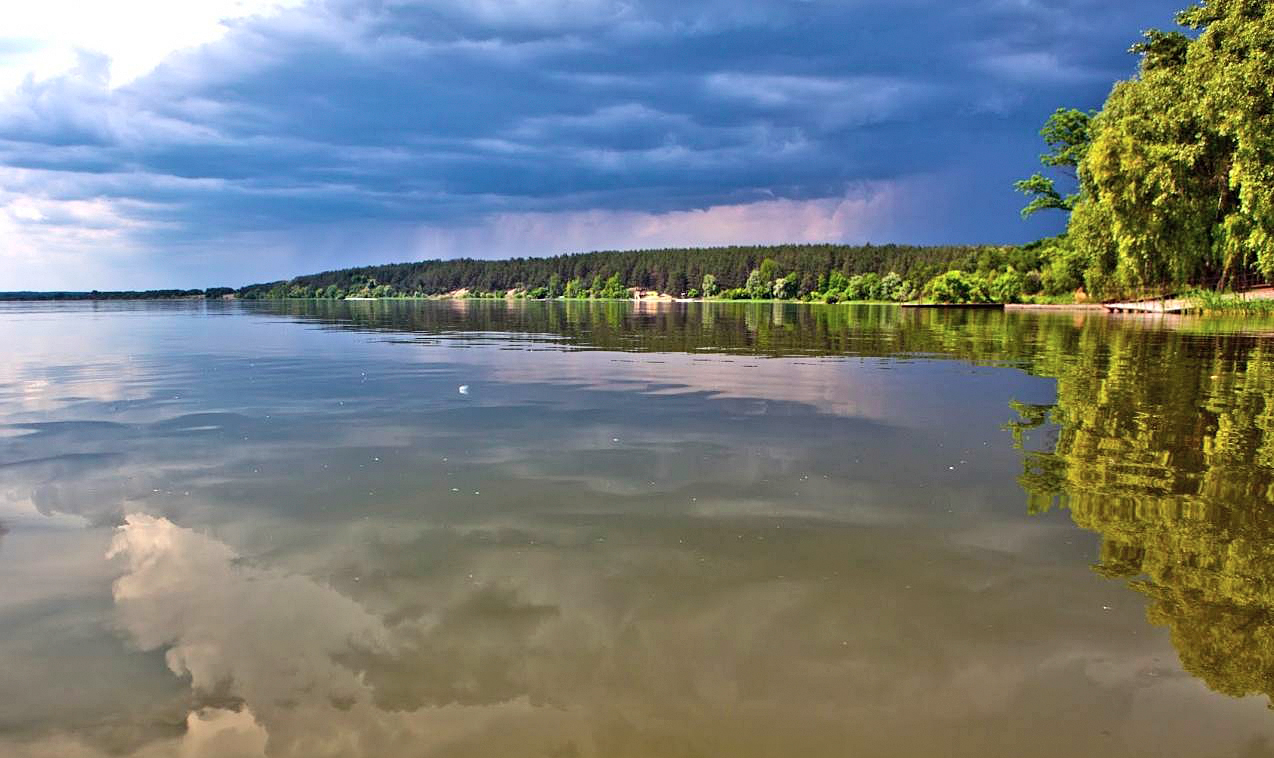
top-left (772, 272), bottom-right (798, 300)
top-left (701, 273), bottom-right (719, 297)
top-left (745, 268), bottom-right (767, 299)
top-left (922, 270), bottom-right (990, 303)
top-left (758, 258), bottom-right (779, 288)
top-left (599, 273), bottom-right (627, 299)
top-left (1016, 108), bottom-right (1094, 218)
top-left (1065, 2), bottom-right (1274, 295)
top-left (878, 272), bottom-right (905, 301)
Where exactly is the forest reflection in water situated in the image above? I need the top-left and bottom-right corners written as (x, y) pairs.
top-left (1010, 319), bottom-right (1274, 708)
top-left (3, 299), bottom-right (1274, 758)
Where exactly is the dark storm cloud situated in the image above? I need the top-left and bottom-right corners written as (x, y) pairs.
top-left (0, 0), bottom-right (1183, 287)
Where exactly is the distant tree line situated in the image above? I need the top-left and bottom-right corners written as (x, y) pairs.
top-left (0, 288), bottom-right (234, 301)
top-left (236, 243), bottom-right (1065, 303)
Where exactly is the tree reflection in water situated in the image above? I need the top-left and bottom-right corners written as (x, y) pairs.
top-left (1014, 322), bottom-right (1274, 705)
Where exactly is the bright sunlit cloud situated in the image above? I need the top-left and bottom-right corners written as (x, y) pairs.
top-left (0, 0), bottom-right (304, 91)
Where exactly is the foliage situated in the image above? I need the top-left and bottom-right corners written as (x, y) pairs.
top-left (988, 270), bottom-right (1026, 303)
top-left (595, 273), bottom-right (628, 299)
top-left (701, 273), bottom-right (718, 297)
top-left (772, 272), bottom-right (799, 300)
top-left (1062, 1), bottom-right (1274, 297)
top-left (1016, 108), bottom-right (1095, 218)
top-left (1187, 288), bottom-right (1274, 314)
top-left (236, 243), bottom-right (1022, 300)
top-left (922, 270), bottom-right (991, 303)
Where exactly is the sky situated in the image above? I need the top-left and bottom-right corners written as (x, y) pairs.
top-left (0, 0), bottom-right (1184, 290)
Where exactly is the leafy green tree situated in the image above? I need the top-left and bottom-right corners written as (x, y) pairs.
top-left (599, 273), bottom-right (627, 299)
top-left (758, 258), bottom-right (780, 288)
top-left (922, 270), bottom-right (990, 303)
top-left (988, 270), bottom-right (1025, 303)
top-left (701, 274), bottom-right (719, 297)
top-left (1016, 108), bottom-right (1094, 218)
top-left (1065, 2), bottom-right (1274, 295)
top-left (773, 272), bottom-right (799, 300)
top-left (745, 268), bottom-right (767, 298)
top-left (860, 272), bottom-right (883, 300)
top-left (876, 272), bottom-right (900, 301)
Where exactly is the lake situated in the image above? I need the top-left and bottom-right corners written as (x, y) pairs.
top-left (1, 299), bottom-right (1272, 758)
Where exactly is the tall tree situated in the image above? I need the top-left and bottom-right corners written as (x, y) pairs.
top-left (1067, 1), bottom-right (1274, 295)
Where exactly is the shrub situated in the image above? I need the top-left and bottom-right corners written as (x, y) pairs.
top-left (773, 273), bottom-right (799, 299)
top-left (988, 270), bottom-right (1025, 303)
top-left (923, 270), bottom-right (991, 303)
top-left (878, 272), bottom-right (905, 301)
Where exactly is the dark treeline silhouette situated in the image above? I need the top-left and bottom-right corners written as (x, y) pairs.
top-left (237, 244), bottom-right (1013, 299)
top-left (0, 288), bottom-right (235, 301)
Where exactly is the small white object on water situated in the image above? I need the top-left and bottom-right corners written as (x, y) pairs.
top-left (458, 385), bottom-right (470, 395)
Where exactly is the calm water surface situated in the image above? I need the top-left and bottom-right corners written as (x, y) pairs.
top-left (2, 300), bottom-right (1273, 757)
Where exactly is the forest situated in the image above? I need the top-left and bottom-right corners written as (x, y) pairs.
top-left (235, 242), bottom-right (1066, 303)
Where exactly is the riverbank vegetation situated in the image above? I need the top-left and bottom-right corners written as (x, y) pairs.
top-left (1019, 0), bottom-right (1274, 301)
top-left (236, 240), bottom-right (1084, 304)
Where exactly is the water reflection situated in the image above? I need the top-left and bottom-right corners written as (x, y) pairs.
top-left (1015, 324), bottom-right (1274, 708)
top-left (3, 301), bottom-right (1274, 757)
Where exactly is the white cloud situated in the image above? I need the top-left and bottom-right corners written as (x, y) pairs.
top-left (0, 0), bottom-right (306, 92)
